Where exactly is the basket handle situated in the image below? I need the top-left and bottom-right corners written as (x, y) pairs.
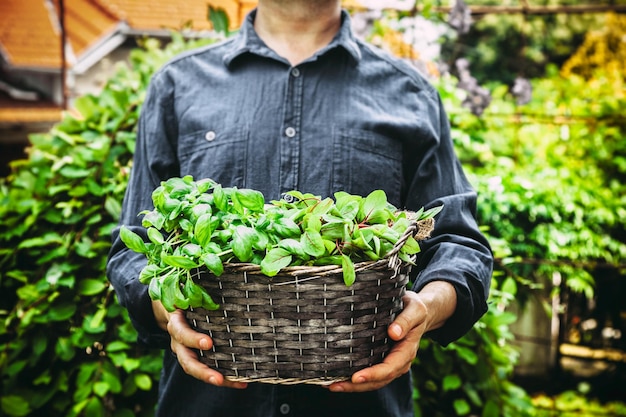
top-left (384, 217), bottom-right (435, 271)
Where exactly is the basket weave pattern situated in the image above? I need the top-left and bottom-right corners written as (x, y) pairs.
top-left (185, 217), bottom-right (434, 385)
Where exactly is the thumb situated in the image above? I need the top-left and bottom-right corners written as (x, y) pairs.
top-left (388, 292), bottom-right (426, 341)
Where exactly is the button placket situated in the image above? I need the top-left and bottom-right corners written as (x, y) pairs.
top-left (280, 64), bottom-right (304, 193)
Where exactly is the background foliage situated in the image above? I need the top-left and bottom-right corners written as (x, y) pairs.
top-left (2, 5), bottom-right (625, 417)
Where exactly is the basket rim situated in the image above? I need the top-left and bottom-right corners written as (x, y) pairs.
top-left (196, 217), bottom-right (435, 278)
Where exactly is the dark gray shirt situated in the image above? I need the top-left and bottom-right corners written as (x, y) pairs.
top-left (107, 9), bottom-right (492, 417)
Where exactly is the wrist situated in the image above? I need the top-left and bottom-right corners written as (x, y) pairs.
top-left (413, 281), bottom-right (457, 332)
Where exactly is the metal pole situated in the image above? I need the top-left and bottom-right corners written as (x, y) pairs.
top-left (59, 0), bottom-right (67, 109)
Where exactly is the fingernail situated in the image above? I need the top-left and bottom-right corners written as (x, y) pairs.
top-left (355, 376), bottom-right (366, 383)
top-left (208, 377), bottom-right (217, 385)
top-left (199, 338), bottom-right (210, 350)
top-left (390, 324), bottom-right (402, 338)
top-left (330, 384), bottom-right (344, 392)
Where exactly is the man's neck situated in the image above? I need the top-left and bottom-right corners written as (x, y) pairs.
top-left (254, 0), bottom-right (342, 66)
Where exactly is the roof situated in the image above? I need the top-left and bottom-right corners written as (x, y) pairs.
top-left (98, 0), bottom-right (249, 33)
top-left (0, 0), bottom-right (63, 69)
top-left (0, 91), bottom-right (62, 123)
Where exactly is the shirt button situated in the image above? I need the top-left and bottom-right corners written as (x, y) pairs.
top-left (205, 131), bottom-right (216, 141)
top-left (285, 127), bottom-right (296, 138)
top-left (291, 67), bottom-right (300, 77)
top-left (279, 403), bottom-right (290, 415)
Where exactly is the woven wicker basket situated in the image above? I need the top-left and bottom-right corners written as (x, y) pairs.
top-left (186, 217), bottom-right (434, 385)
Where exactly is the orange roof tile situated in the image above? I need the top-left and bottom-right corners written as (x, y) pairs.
top-left (0, 0), bottom-right (62, 68)
top-left (0, 92), bottom-right (61, 123)
top-left (94, 0), bottom-right (254, 32)
top-left (55, 0), bottom-right (120, 60)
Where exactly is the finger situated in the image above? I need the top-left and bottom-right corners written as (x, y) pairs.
top-left (328, 319), bottom-right (424, 393)
top-left (388, 292), bottom-right (426, 341)
top-left (167, 309), bottom-right (212, 351)
top-left (329, 340), bottom-right (415, 392)
top-left (172, 342), bottom-right (248, 389)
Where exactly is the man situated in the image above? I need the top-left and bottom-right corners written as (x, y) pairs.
top-left (106, 0), bottom-right (493, 415)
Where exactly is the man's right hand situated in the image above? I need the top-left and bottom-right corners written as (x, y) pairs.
top-left (152, 300), bottom-right (248, 389)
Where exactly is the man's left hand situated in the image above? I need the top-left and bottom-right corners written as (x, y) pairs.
top-left (328, 281), bottom-right (456, 392)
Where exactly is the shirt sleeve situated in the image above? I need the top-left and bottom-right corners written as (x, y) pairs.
top-left (106, 71), bottom-right (179, 347)
top-left (404, 91), bottom-right (493, 346)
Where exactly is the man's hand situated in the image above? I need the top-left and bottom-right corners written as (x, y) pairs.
top-left (152, 300), bottom-right (248, 389)
top-left (328, 281), bottom-right (456, 393)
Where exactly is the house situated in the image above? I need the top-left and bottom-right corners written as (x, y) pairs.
top-left (0, 0), bottom-right (257, 175)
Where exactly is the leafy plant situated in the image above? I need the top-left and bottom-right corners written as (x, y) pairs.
top-left (120, 176), bottom-right (441, 312)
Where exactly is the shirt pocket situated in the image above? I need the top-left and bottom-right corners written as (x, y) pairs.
top-left (332, 127), bottom-right (403, 206)
top-left (177, 124), bottom-right (248, 188)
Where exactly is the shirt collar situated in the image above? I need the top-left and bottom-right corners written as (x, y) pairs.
top-left (223, 9), bottom-right (362, 68)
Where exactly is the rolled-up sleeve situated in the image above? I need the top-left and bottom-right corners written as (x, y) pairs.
top-left (405, 92), bottom-right (493, 346)
top-left (106, 71), bottom-right (179, 347)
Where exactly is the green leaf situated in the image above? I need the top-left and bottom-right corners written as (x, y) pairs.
top-left (341, 254), bottom-right (356, 286)
top-left (453, 345), bottom-right (479, 365)
top-left (272, 216), bottom-right (301, 238)
top-left (208, 5), bottom-right (231, 35)
top-left (278, 239), bottom-right (307, 258)
top-left (139, 264), bottom-right (162, 285)
top-left (89, 307), bottom-right (107, 329)
top-left (93, 381), bottom-right (110, 397)
top-left (201, 253), bottom-right (224, 276)
top-left (49, 303), bottom-right (77, 321)
top-left (147, 227), bottom-right (165, 244)
top-left (182, 277), bottom-right (202, 307)
top-left (320, 220), bottom-right (346, 240)
top-left (194, 213), bottom-right (215, 247)
top-left (1, 395), bottom-right (31, 417)
top-left (358, 189), bottom-right (388, 222)
top-left (134, 373), bottom-right (153, 391)
top-left (334, 191), bottom-right (360, 221)
top-left (501, 277), bottom-right (518, 296)
top-left (160, 274), bottom-right (178, 312)
top-left (231, 226), bottom-right (255, 262)
top-left (77, 279), bottom-right (108, 296)
top-left (213, 183), bottom-right (228, 212)
top-left (453, 399), bottom-right (471, 416)
top-left (104, 195), bottom-right (122, 219)
top-left (260, 247), bottom-right (292, 276)
top-left (161, 255), bottom-right (198, 269)
top-left (142, 210), bottom-right (165, 230)
top-left (148, 278), bottom-right (162, 301)
top-left (482, 400), bottom-right (499, 417)
top-left (400, 236), bottom-right (421, 255)
top-left (201, 288), bottom-right (220, 310)
top-left (233, 188), bottom-right (265, 212)
top-left (106, 341), bottom-right (130, 352)
top-left (182, 243), bottom-right (201, 258)
top-left (442, 374), bottom-right (462, 391)
top-left (301, 230), bottom-right (325, 257)
top-left (119, 226), bottom-right (148, 254)
top-left (419, 204), bottom-right (444, 220)
top-left (84, 396), bottom-right (105, 417)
